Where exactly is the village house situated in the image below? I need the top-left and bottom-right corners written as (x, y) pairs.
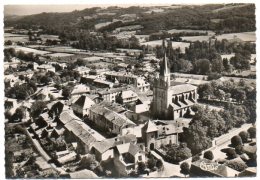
top-left (74, 66), bottom-right (91, 75)
top-left (33, 63), bottom-right (55, 73)
top-left (113, 142), bottom-right (146, 176)
top-left (81, 75), bottom-right (114, 88)
top-left (121, 119), bottom-right (183, 150)
top-left (89, 103), bottom-right (136, 135)
top-left (105, 72), bottom-right (150, 92)
top-left (116, 90), bottom-right (138, 104)
top-left (141, 120), bottom-right (183, 150)
top-left (58, 110), bottom-right (105, 154)
top-left (91, 134), bottom-right (137, 162)
top-left (97, 86), bottom-right (129, 103)
top-left (71, 95), bottom-right (95, 117)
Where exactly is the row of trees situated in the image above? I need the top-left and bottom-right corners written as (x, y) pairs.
top-left (70, 32), bottom-right (141, 51)
top-left (197, 79), bottom-right (256, 125)
top-left (5, 81), bottom-right (37, 100)
top-left (155, 39), bottom-right (254, 75)
top-left (198, 79), bottom-right (256, 102)
top-left (180, 102), bottom-right (254, 155)
top-left (4, 48), bottom-right (40, 63)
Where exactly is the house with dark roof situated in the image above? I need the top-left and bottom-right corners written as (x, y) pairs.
top-left (71, 95), bottom-right (95, 117)
top-left (113, 142), bottom-right (145, 176)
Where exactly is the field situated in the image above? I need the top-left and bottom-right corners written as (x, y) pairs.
top-left (9, 45), bottom-right (50, 55)
top-left (4, 33), bottom-right (29, 42)
top-left (180, 32), bottom-right (256, 42)
top-left (141, 40), bottom-right (190, 53)
top-left (216, 32), bottom-right (256, 42)
top-left (45, 46), bottom-right (87, 54)
top-left (47, 53), bottom-right (74, 57)
top-left (40, 34), bottom-right (60, 41)
top-left (167, 29), bottom-right (215, 36)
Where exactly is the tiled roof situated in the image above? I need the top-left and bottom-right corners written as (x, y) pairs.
top-left (116, 142), bottom-right (141, 156)
top-left (98, 86), bottom-right (128, 95)
top-left (169, 83), bottom-right (197, 94)
top-left (142, 120), bottom-right (158, 133)
top-left (73, 95), bottom-right (95, 109)
top-left (71, 84), bottom-right (90, 95)
top-left (60, 111), bottom-right (105, 146)
top-left (121, 90), bottom-right (138, 99)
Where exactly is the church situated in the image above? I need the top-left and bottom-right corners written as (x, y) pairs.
top-left (152, 52), bottom-right (197, 120)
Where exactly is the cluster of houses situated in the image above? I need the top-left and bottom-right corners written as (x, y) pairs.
top-left (4, 36), bottom-right (204, 177)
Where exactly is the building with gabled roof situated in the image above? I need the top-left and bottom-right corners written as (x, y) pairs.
top-left (89, 103), bottom-right (135, 135)
top-left (91, 134), bottom-right (137, 162)
top-left (58, 110), bottom-right (105, 154)
top-left (114, 142), bottom-right (145, 176)
top-left (71, 84), bottom-right (90, 96)
top-left (141, 120), bottom-right (182, 150)
top-left (71, 95), bottom-right (95, 117)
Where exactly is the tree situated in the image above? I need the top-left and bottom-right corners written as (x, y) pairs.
top-left (30, 101), bottom-right (47, 118)
top-left (204, 150), bottom-right (214, 160)
top-left (211, 58), bottom-right (224, 73)
top-left (231, 135), bottom-right (243, 147)
top-left (224, 148), bottom-right (237, 159)
top-left (62, 86), bottom-right (72, 99)
top-left (232, 88), bottom-right (246, 103)
top-left (235, 145), bottom-right (244, 155)
top-left (177, 59), bottom-right (193, 73)
top-left (78, 154), bottom-right (97, 171)
top-left (197, 83), bottom-right (214, 99)
top-left (147, 157), bottom-right (156, 170)
top-left (164, 143), bottom-right (192, 163)
top-left (182, 121), bottom-right (211, 155)
top-left (244, 100), bottom-right (256, 124)
top-left (247, 127), bottom-right (256, 140)
top-left (180, 162), bottom-right (190, 177)
top-left (12, 107), bottom-right (25, 122)
top-left (238, 131), bottom-right (248, 144)
top-left (192, 155), bottom-right (201, 162)
top-left (230, 53), bottom-right (250, 70)
top-left (194, 59), bottom-right (211, 75)
top-left (137, 162), bottom-right (146, 174)
top-left (156, 159), bottom-right (163, 169)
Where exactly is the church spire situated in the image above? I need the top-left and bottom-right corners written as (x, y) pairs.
top-left (160, 40), bottom-right (170, 77)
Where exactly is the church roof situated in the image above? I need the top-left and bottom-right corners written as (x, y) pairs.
top-left (169, 83), bottom-right (197, 94)
top-left (142, 120), bottom-right (158, 133)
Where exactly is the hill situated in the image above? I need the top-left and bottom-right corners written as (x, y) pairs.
top-left (4, 4), bottom-right (255, 36)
